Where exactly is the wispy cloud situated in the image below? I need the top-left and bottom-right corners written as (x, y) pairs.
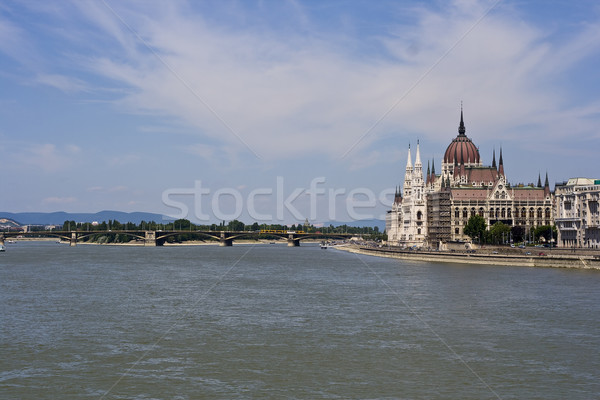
top-left (35, 73), bottom-right (88, 93)
top-left (39, 0), bottom-right (594, 164)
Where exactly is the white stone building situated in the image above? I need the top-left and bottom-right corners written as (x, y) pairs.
top-left (555, 178), bottom-right (600, 248)
top-left (387, 142), bottom-right (427, 247)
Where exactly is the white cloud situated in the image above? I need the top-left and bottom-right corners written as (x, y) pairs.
top-left (35, 73), bottom-right (88, 93)
top-left (58, 0), bottom-right (599, 166)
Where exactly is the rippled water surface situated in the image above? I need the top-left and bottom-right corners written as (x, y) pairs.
top-left (1, 242), bottom-right (599, 399)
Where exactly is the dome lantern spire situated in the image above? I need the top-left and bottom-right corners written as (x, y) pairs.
top-left (458, 103), bottom-right (466, 136)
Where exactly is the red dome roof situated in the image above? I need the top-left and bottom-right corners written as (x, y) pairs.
top-left (444, 134), bottom-right (480, 164)
top-left (443, 111), bottom-right (480, 165)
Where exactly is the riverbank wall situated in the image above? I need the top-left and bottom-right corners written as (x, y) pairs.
top-left (335, 245), bottom-right (600, 270)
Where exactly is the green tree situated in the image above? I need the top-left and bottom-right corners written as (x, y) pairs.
top-left (174, 219), bottom-right (191, 230)
top-left (534, 225), bottom-right (557, 242)
top-left (62, 220), bottom-right (77, 231)
top-left (463, 215), bottom-right (486, 242)
top-left (227, 219), bottom-right (245, 231)
top-left (489, 222), bottom-right (511, 244)
top-left (511, 225), bottom-right (526, 243)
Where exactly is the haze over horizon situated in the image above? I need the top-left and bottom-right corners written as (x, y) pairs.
top-left (2, 0), bottom-right (600, 224)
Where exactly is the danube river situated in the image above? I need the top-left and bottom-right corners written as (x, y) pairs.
top-left (1, 242), bottom-right (598, 399)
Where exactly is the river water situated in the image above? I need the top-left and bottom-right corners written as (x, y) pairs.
top-left (1, 241), bottom-right (598, 399)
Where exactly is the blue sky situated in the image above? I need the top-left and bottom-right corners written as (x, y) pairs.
top-left (1, 0), bottom-right (599, 224)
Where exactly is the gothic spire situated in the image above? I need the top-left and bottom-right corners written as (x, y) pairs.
top-left (405, 144), bottom-right (413, 170)
top-left (431, 158), bottom-right (436, 175)
top-left (544, 172), bottom-right (549, 188)
top-left (498, 147), bottom-right (504, 176)
top-left (492, 148), bottom-right (496, 169)
top-left (415, 140), bottom-right (422, 167)
top-left (458, 105), bottom-right (466, 136)
top-left (537, 173), bottom-right (542, 188)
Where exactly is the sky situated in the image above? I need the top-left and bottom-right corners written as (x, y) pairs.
top-left (1, 0), bottom-right (600, 225)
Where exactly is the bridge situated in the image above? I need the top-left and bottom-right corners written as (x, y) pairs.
top-left (0, 230), bottom-right (353, 247)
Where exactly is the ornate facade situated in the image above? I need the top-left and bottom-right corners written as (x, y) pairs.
top-left (554, 178), bottom-right (600, 248)
top-left (386, 110), bottom-right (554, 248)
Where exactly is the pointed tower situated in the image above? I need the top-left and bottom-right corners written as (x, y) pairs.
top-left (394, 186), bottom-right (403, 204)
top-left (404, 144), bottom-right (413, 196)
top-left (413, 140), bottom-right (423, 180)
top-left (492, 148), bottom-right (497, 170)
top-left (498, 148), bottom-right (504, 176)
top-left (413, 140), bottom-right (424, 200)
top-left (458, 106), bottom-right (466, 136)
top-left (544, 172), bottom-right (550, 197)
top-left (537, 173), bottom-right (542, 188)
top-left (426, 160), bottom-right (431, 185)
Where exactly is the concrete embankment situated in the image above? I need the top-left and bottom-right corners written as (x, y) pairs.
top-left (334, 245), bottom-right (600, 270)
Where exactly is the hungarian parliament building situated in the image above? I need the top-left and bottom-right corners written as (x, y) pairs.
top-left (386, 110), bottom-right (554, 248)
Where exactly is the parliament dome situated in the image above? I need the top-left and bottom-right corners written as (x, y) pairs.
top-left (443, 110), bottom-right (480, 165)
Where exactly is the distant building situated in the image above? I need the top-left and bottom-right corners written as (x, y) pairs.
top-left (554, 178), bottom-right (600, 248)
top-left (387, 109), bottom-right (554, 248)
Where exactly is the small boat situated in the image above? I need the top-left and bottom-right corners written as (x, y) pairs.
top-left (0, 244), bottom-right (5, 252)
top-left (320, 242), bottom-right (328, 249)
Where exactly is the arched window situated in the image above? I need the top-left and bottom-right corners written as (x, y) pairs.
top-left (417, 228), bottom-right (421, 235)
top-left (490, 207), bottom-right (494, 218)
top-left (417, 211), bottom-right (422, 220)
top-left (470, 207), bottom-right (476, 217)
top-left (522, 207), bottom-right (527, 218)
top-left (496, 209), bottom-right (500, 218)
top-left (507, 208), bottom-right (512, 218)
top-left (529, 207), bottom-right (534, 218)
top-left (545, 208), bottom-right (551, 219)
top-left (501, 208), bottom-right (506, 218)
top-left (478, 207), bottom-right (484, 217)
top-left (537, 208), bottom-right (542, 219)
top-left (455, 208), bottom-right (460, 218)
top-left (462, 208), bottom-right (468, 218)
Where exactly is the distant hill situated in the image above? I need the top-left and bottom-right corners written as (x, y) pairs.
top-left (0, 211), bottom-right (174, 225)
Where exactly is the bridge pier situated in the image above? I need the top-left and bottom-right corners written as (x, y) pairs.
top-left (288, 234), bottom-right (301, 246)
top-left (219, 231), bottom-right (233, 247)
top-left (144, 231), bottom-right (157, 247)
top-left (70, 232), bottom-right (77, 246)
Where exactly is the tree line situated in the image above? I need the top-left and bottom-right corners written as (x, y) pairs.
top-left (463, 215), bottom-right (557, 245)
